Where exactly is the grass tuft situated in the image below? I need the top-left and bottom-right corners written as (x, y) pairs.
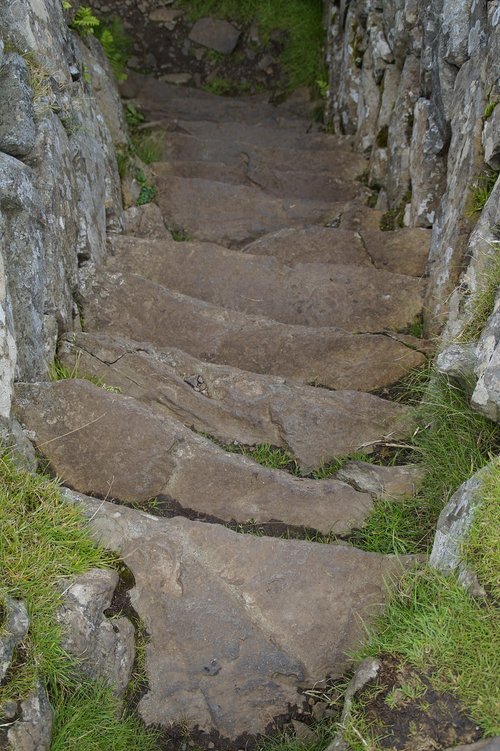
top-left (466, 167), bottom-right (499, 217)
top-left (49, 357), bottom-right (122, 393)
top-left (50, 681), bottom-right (159, 751)
top-left (131, 131), bottom-right (163, 165)
top-left (0, 451), bottom-right (114, 703)
top-left (354, 567), bottom-right (500, 735)
top-left (464, 457), bottom-right (500, 601)
top-left (458, 241), bottom-right (500, 342)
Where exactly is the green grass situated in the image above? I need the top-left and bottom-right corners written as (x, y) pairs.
top-left (0, 451), bottom-right (114, 703)
top-left (467, 167), bottom-right (499, 217)
top-left (354, 567), bottom-right (500, 735)
top-left (49, 357), bottom-right (121, 393)
top-left (203, 76), bottom-right (233, 95)
top-left (458, 240), bottom-right (500, 342)
top-left (131, 131), bottom-right (163, 165)
top-left (484, 100), bottom-right (498, 120)
top-left (50, 682), bottom-right (159, 751)
top-left (180, 0), bottom-right (325, 92)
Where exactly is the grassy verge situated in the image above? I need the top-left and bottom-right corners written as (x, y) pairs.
top-left (179, 0), bottom-right (326, 91)
top-left (0, 450), bottom-right (157, 749)
top-left (458, 240), bottom-right (500, 343)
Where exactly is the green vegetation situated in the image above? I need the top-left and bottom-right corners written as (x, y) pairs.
top-left (0, 451), bottom-right (113, 703)
top-left (96, 16), bottom-right (131, 81)
top-left (131, 131), bottom-right (163, 165)
top-left (125, 103), bottom-right (146, 128)
top-left (483, 99), bottom-right (498, 120)
top-left (49, 357), bottom-right (122, 393)
top-left (203, 76), bottom-right (234, 96)
top-left (354, 566), bottom-right (499, 736)
top-left (136, 170), bottom-right (157, 205)
top-left (70, 6), bottom-right (100, 35)
top-left (51, 682), bottom-right (159, 751)
top-left (380, 191), bottom-right (412, 231)
top-left (458, 240), bottom-right (500, 342)
top-left (467, 167), bottom-right (499, 217)
top-left (180, 0), bottom-right (326, 92)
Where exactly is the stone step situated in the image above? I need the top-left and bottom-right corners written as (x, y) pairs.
top-left (65, 491), bottom-right (415, 740)
top-left (59, 332), bottom-right (415, 471)
top-left (158, 131), bottom-right (366, 178)
top-left (121, 72), bottom-right (319, 128)
top-left (106, 235), bottom-right (425, 331)
top-left (14, 380), bottom-right (373, 534)
top-left (84, 271), bottom-right (426, 391)
top-left (155, 174), bottom-right (338, 245)
top-left (153, 159), bottom-right (360, 203)
top-left (244, 225), bottom-right (430, 277)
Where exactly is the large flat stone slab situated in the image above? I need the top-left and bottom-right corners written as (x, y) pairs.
top-left (84, 271), bottom-right (426, 391)
top-left (14, 380), bottom-right (373, 534)
top-left (156, 175), bottom-right (334, 245)
top-left (59, 332), bottom-right (414, 470)
top-left (106, 235), bottom-right (424, 331)
top-left (65, 491), bottom-right (413, 739)
top-left (189, 18), bottom-right (240, 54)
top-left (244, 226), bottom-right (370, 266)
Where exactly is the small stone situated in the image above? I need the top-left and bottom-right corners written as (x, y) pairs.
top-left (159, 73), bottom-right (192, 85)
top-left (0, 598), bottom-right (29, 682)
top-left (189, 18), bottom-right (241, 54)
top-left (149, 8), bottom-right (183, 29)
top-left (292, 720), bottom-right (318, 744)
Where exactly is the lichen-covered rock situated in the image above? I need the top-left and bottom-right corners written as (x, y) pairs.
top-left (0, 598), bottom-right (29, 682)
top-left (471, 293), bottom-right (500, 421)
top-left (4, 681), bottom-right (53, 751)
top-left (58, 568), bottom-right (135, 695)
top-left (0, 53), bottom-right (36, 157)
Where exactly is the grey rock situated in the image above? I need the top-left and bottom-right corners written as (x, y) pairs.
top-left (292, 721), bottom-right (319, 744)
top-left (189, 18), bottom-right (240, 54)
top-left (336, 462), bottom-right (425, 500)
top-left (436, 343), bottom-right (478, 386)
top-left (122, 203), bottom-right (171, 238)
top-left (409, 98), bottom-right (447, 227)
top-left (64, 491), bottom-right (413, 739)
top-left (441, 0), bottom-right (473, 66)
top-left (6, 681), bottom-right (53, 751)
top-left (0, 598), bottom-right (29, 682)
top-left (429, 469), bottom-right (489, 585)
top-left (483, 103), bottom-right (500, 169)
top-left (58, 568), bottom-right (135, 695)
top-left (0, 53), bottom-right (36, 157)
top-left (472, 294), bottom-right (500, 421)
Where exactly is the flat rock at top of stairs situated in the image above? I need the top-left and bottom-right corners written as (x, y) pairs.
top-left (107, 235), bottom-right (424, 331)
top-left (243, 226), bottom-right (428, 278)
top-left (59, 332), bottom-right (414, 471)
top-left (64, 490), bottom-right (415, 739)
top-left (84, 271), bottom-right (427, 391)
top-left (14, 380), bottom-right (373, 534)
top-left (121, 72), bottom-right (318, 127)
top-left (159, 131), bottom-right (367, 178)
top-left (188, 18), bottom-right (241, 54)
top-left (155, 175), bottom-right (336, 245)
top-left (153, 159), bottom-right (360, 203)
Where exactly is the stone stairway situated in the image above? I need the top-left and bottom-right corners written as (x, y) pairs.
top-left (13, 76), bottom-right (432, 744)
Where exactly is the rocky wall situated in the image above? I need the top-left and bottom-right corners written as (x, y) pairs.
top-left (325, 0), bottom-right (500, 338)
top-left (0, 0), bottom-right (125, 432)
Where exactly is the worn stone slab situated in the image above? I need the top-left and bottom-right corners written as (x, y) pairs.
top-left (336, 462), bottom-right (426, 499)
top-left (189, 18), bottom-right (240, 54)
top-left (59, 332), bottom-right (414, 470)
top-left (14, 380), bottom-right (374, 534)
top-left (155, 175), bottom-right (334, 245)
top-left (360, 227), bottom-right (431, 277)
top-left (107, 235), bottom-right (424, 331)
top-left (64, 491), bottom-right (413, 739)
top-left (243, 227), bottom-right (371, 267)
top-left (84, 271), bottom-right (426, 391)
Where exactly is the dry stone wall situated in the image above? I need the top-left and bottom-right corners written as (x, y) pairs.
top-left (325, 0), bottom-right (500, 336)
top-left (0, 0), bottom-right (124, 435)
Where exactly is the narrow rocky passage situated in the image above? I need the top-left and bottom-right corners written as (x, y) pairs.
top-left (14, 77), bottom-right (431, 744)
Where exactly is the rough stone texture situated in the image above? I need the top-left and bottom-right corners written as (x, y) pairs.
top-left (5, 681), bottom-right (53, 751)
top-left (59, 331), bottom-right (414, 470)
top-left (444, 740), bottom-right (500, 751)
top-left (64, 491), bottom-right (413, 739)
top-left (14, 379), bottom-right (375, 534)
top-left (106, 234), bottom-right (424, 331)
top-left (243, 227), bottom-right (371, 267)
top-left (429, 471), bottom-right (484, 579)
top-left (336, 462), bottom-right (425, 500)
top-left (189, 18), bottom-right (240, 54)
top-left (0, 53), bottom-right (37, 157)
top-left (471, 294), bottom-right (500, 421)
top-left (84, 270), bottom-right (426, 392)
top-left (326, 0), bottom-right (500, 335)
top-left (0, 0), bottom-right (123, 429)
top-left (57, 568), bottom-right (135, 695)
top-left (436, 342), bottom-right (478, 388)
top-left (0, 598), bottom-right (29, 682)
top-left (359, 227), bottom-right (430, 277)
